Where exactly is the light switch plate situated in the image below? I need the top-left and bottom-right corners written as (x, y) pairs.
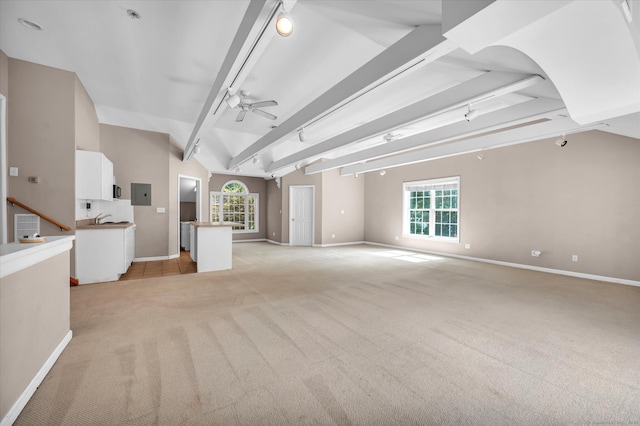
top-left (157, 207), bottom-right (165, 213)
top-left (9, 167), bottom-right (18, 176)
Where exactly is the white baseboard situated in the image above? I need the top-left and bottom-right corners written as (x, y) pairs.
top-left (315, 241), bottom-right (365, 248)
top-left (133, 255), bottom-right (172, 262)
top-left (233, 239), bottom-right (267, 243)
top-left (364, 242), bottom-right (640, 288)
top-left (1, 330), bottom-right (73, 426)
top-left (266, 239), bottom-right (285, 246)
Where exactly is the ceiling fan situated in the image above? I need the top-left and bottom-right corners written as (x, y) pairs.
top-left (228, 90), bottom-right (278, 122)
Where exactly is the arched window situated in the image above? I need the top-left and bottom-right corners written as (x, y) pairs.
top-left (210, 180), bottom-right (258, 232)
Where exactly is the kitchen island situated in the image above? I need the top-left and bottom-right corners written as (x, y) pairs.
top-left (189, 222), bottom-right (242, 272)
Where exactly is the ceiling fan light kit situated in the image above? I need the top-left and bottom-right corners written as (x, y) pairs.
top-left (226, 93), bottom-right (240, 108)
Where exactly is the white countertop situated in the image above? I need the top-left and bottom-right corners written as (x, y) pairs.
top-left (0, 236), bottom-right (75, 279)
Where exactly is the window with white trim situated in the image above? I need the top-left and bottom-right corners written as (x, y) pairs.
top-left (403, 176), bottom-right (459, 240)
top-left (210, 180), bottom-right (258, 232)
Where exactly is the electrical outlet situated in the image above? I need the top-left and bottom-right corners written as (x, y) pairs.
top-left (531, 250), bottom-right (541, 257)
top-left (465, 243), bottom-right (471, 249)
top-left (331, 234), bottom-right (336, 239)
top-left (572, 254), bottom-right (579, 262)
top-left (9, 167), bottom-right (18, 176)
top-left (395, 236), bottom-right (400, 241)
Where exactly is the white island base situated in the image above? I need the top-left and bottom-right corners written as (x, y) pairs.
top-left (189, 222), bottom-right (240, 272)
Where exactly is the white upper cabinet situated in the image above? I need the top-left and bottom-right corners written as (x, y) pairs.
top-left (76, 150), bottom-right (113, 201)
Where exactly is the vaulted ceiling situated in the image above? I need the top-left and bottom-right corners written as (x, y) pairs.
top-left (1, 0), bottom-right (638, 179)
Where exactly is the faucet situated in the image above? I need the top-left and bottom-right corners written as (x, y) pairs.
top-left (94, 213), bottom-right (112, 224)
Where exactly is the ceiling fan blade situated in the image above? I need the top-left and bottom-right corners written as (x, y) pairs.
top-left (236, 109), bottom-right (247, 122)
top-left (250, 100), bottom-right (278, 109)
top-left (252, 109), bottom-right (277, 120)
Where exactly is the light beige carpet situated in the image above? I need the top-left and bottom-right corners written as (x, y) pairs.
top-left (16, 243), bottom-right (640, 425)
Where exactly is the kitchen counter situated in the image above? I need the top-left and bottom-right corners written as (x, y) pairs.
top-left (76, 220), bottom-right (134, 230)
top-left (189, 221), bottom-right (244, 228)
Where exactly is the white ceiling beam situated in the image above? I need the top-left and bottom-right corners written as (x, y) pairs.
top-left (228, 24), bottom-right (456, 170)
top-left (267, 72), bottom-right (543, 173)
top-left (304, 97), bottom-right (565, 175)
top-left (183, 0), bottom-right (271, 162)
top-left (340, 117), bottom-right (607, 176)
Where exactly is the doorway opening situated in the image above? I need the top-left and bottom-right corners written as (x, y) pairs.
top-left (178, 175), bottom-right (201, 255)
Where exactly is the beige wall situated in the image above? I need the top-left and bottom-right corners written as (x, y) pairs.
top-left (100, 124), bottom-right (170, 258)
top-left (6, 59), bottom-right (76, 245)
top-left (321, 168), bottom-right (365, 245)
top-left (265, 178), bottom-right (282, 242)
top-left (169, 140), bottom-right (209, 255)
top-left (0, 251), bottom-right (70, 420)
top-left (74, 77), bottom-right (100, 152)
top-left (209, 173), bottom-right (267, 241)
top-left (0, 50), bottom-right (8, 96)
top-left (180, 202), bottom-right (197, 221)
top-left (275, 166), bottom-right (364, 246)
top-left (364, 130), bottom-right (640, 282)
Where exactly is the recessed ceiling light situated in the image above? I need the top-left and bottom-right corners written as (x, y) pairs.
top-left (127, 9), bottom-right (141, 19)
top-left (18, 18), bottom-right (42, 31)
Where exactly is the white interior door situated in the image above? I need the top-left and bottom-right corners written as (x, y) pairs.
top-left (290, 185), bottom-right (314, 246)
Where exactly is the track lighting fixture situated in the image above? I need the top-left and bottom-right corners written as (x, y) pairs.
top-left (194, 146), bottom-right (201, 154)
top-left (275, 1), bottom-right (293, 37)
top-left (555, 135), bottom-right (568, 147)
top-left (465, 104), bottom-right (479, 122)
top-left (235, 166), bottom-right (241, 173)
top-left (252, 156), bottom-right (259, 164)
top-left (298, 128), bottom-right (306, 142)
top-left (354, 173), bottom-right (359, 178)
top-left (476, 153), bottom-right (485, 160)
top-left (380, 170), bottom-right (386, 176)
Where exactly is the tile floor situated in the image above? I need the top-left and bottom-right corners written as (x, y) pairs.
top-left (119, 250), bottom-right (197, 280)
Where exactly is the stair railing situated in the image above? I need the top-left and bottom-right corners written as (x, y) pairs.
top-left (6, 197), bottom-right (71, 231)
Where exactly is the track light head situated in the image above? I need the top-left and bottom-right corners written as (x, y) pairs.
top-left (555, 134), bottom-right (568, 147)
top-left (252, 156), bottom-right (259, 164)
top-left (380, 170), bottom-right (386, 176)
top-left (465, 108), bottom-right (479, 122)
top-left (275, 1), bottom-right (293, 37)
top-left (298, 128), bottom-right (306, 142)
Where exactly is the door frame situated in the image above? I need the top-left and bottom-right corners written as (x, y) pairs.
top-left (0, 94), bottom-right (6, 244)
top-left (289, 185), bottom-right (314, 247)
top-left (177, 174), bottom-right (202, 253)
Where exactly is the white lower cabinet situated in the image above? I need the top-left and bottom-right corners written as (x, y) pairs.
top-left (76, 225), bottom-right (136, 284)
